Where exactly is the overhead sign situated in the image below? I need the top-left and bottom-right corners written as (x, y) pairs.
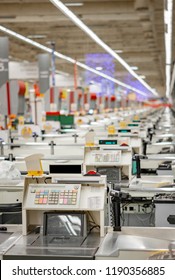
top-left (9, 61), bottom-right (38, 80)
top-left (38, 53), bottom-right (50, 94)
top-left (0, 37), bottom-right (9, 88)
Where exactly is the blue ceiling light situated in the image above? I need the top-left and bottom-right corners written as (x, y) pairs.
top-left (85, 53), bottom-right (115, 95)
top-left (123, 73), bottom-right (152, 99)
top-left (49, 0), bottom-right (159, 97)
top-left (0, 25), bottom-right (150, 97)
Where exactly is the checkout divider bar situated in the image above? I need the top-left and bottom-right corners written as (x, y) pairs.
top-left (0, 141), bottom-right (85, 156)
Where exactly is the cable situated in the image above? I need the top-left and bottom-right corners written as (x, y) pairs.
top-left (88, 225), bottom-right (100, 233)
top-left (87, 211), bottom-right (97, 224)
top-left (120, 201), bottom-right (155, 226)
top-left (44, 177), bottom-right (52, 184)
top-left (87, 211), bottom-right (100, 229)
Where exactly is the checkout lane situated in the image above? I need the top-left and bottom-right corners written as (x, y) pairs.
top-left (1, 107), bottom-right (175, 259)
top-left (3, 175), bottom-right (106, 260)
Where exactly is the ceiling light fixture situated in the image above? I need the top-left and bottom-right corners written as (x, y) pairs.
top-left (0, 25), bottom-right (148, 97)
top-left (164, 0), bottom-right (173, 98)
top-left (114, 50), bottom-right (123, 53)
top-left (65, 2), bottom-right (84, 6)
top-left (27, 35), bottom-right (47, 39)
top-left (77, 61), bottom-right (148, 96)
top-left (49, 0), bottom-right (158, 97)
top-left (139, 75), bottom-right (146, 79)
top-left (170, 63), bottom-right (175, 95)
top-left (95, 66), bottom-right (103, 71)
top-left (131, 66), bottom-right (139, 70)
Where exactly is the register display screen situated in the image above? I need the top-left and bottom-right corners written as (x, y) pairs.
top-left (43, 212), bottom-right (85, 237)
top-left (49, 165), bottom-right (82, 174)
top-left (128, 124), bottom-right (139, 127)
top-left (118, 129), bottom-right (131, 133)
top-left (99, 140), bottom-right (117, 145)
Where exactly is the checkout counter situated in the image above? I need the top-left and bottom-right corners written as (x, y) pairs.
top-left (95, 158), bottom-right (175, 259)
top-left (83, 138), bottom-right (132, 182)
top-left (121, 149), bottom-right (175, 227)
top-left (95, 227), bottom-right (175, 260)
top-left (3, 174), bottom-right (106, 259)
top-left (95, 158), bottom-right (175, 260)
top-left (4, 171), bottom-right (175, 260)
top-left (1, 107), bottom-right (174, 260)
top-left (0, 137), bottom-right (85, 174)
top-left (0, 179), bottom-right (23, 259)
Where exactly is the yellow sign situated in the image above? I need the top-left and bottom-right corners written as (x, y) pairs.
top-left (119, 121), bottom-right (127, 128)
top-left (107, 124), bottom-right (116, 135)
top-left (21, 126), bottom-right (33, 138)
top-left (18, 116), bottom-right (24, 125)
top-left (128, 92), bottom-right (136, 101)
top-left (133, 115), bottom-right (139, 121)
top-left (85, 142), bottom-right (95, 147)
top-left (43, 123), bottom-right (52, 133)
top-left (27, 170), bottom-right (43, 176)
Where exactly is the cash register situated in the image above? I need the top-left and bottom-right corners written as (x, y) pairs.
top-left (3, 174), bottom-right (106, 259)
top-left (83, 138), bottom-right (132, 182)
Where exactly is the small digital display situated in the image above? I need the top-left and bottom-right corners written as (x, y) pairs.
top-left (49, 165), bottom-right (82, 174)
top-left (118, 129), bottom-right (131, 133)
top-left (133, 120), bottom-right (140, 123)
top-left (128, 124), bottom-right (139, 127)
top-left (99, 140), bottom-right (117, 145)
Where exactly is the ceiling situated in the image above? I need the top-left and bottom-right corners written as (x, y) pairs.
top-left (0, 0), bottom-right (174, 97)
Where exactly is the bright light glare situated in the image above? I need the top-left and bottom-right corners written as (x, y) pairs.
top-left (49, 0), bottom-right (159, 97)
top-left (164, 0), bottom-right (173, 98)
top-left (0, 25), bottom-right (148, 97)
top-left (65, 3), bottom-right (84, 6)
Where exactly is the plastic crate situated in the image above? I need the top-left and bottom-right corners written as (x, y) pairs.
top-left (59, 115), bottom-right (74, 126)
top-left (46, 112), bottom-right (60, 121)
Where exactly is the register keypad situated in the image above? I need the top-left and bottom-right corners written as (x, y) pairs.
top-left (34, 189), bottom-right (49, 204)
top-left (48, 190), bottom-right (59, 204)
top-left (59, 190), bottom-right (77, 205)
top-left (34, 189), bottom-right (78, 205)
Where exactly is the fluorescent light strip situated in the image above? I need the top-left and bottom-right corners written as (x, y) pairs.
top-left (170, 63), bottom-right (175, 94)
top-left (139, 75), bottom-right (146, 79)
top-left (49, 0), bottom-right (158, 97)
top-left (27, 34), bottom-right (47, 39)
top-left (0, 25), bottom-right (148, 97)
top-left (164, 0), bottom-right (173, 98)
top-left (65, 3), bottom-right (84, 6)
top-left (114, 50), bottom-right (123, 53)
top-left (131, 66), bottom-right (139, 70)
top-left (0, 26), bottom-right (52, 54)
top-left (95, 66), bottom-right (103, 71)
